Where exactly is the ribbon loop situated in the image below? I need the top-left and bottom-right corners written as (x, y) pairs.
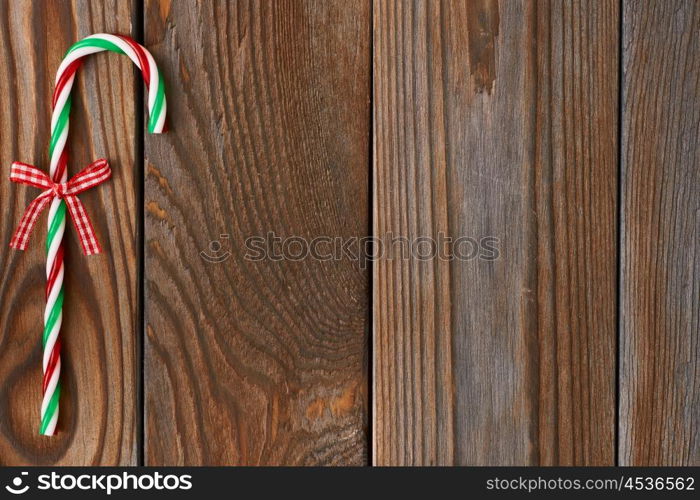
top-left (9, 158), bottom-right (111, 255)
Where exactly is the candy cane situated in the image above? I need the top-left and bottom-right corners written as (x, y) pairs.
top-left (9, 33), bottom-right (167, 435)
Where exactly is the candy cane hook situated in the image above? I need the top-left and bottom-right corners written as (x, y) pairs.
top-left (10, 33), bottom-right (167, 435)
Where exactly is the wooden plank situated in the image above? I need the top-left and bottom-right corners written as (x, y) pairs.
top-left (0, 0), bottom-right (138, 464)
top-left (143, 0), bottom-right (370, 465)
top-left (374, 0), bottom-right (618, 465)
top-left (620, 0), bottom-right (700, 466)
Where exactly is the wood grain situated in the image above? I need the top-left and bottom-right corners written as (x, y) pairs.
top-left (0, 0), bottom-right (139, 465)
top-left (143, 0), bottom-right (370, 465)
top-left (373, 0), bottom-right (618, 465)
top-left (620, 0), bottom-right (700, 466)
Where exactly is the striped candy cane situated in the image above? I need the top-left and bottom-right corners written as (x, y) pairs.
top-left (24, 33), bottom-right (167, 435)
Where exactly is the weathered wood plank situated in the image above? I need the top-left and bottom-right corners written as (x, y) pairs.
top-left (620, 0), bottom-right (700, 466)
top-left (373, 0), bottom-right (618, 465)
top-left (0, 0), bottom-right (139, 465)
top-left (143, 0), bottom-right (370, 465)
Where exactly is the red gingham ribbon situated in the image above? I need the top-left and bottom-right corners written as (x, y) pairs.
top-left (9, 159), bottom-right (111, 255)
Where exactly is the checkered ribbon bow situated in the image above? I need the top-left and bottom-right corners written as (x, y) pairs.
top-left (9, 159), bottom-right (111, 255)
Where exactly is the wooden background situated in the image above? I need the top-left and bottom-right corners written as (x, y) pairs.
top-left (0, 0), bottom-right (697, 466)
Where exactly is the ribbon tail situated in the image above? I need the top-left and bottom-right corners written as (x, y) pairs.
top-left (10, 195), bottom-right (53, 251)
top-left (64, 195), bottom-right (102, 255)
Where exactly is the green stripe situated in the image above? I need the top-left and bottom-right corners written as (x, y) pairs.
top-left (46, 201), bottom-right (67, 254)
top-left (65, 37), bottom-right (165, 133)
top-left (39, 383), bottom-right (60, 435)
top-left (66, 38), bottom-right (125, 57)
top-left (49, 96), bottom-right (72, 158)
top-left (43, 288), bottom-right (64, 347)
top-left (148, 70), bottom-right (166, 133)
